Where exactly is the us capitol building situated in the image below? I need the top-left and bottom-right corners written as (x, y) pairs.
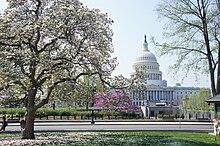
top-left (130, 35), bottom-right (201, 109)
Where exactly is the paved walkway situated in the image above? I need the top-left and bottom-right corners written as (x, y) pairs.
top-left (4, 120), bottom-right (214, 133)
top-left (8, 121), bottom-right (213, 126)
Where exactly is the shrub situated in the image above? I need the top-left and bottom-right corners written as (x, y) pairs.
top-left (158, 114), bottom-right (175, 119)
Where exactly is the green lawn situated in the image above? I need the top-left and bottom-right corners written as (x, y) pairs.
top-left (1, 132), bottom-right (220, 146)
top-left (75, 132), bottom-right (220, 146)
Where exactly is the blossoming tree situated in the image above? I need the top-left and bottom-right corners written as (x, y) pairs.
top-left (0, 0), bottom-right (116, 139)
top-left (95, 91), bottom-right (137, 111)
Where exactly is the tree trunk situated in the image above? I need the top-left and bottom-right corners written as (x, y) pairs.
top-left (210, 67), bottom-right (216, 95)
top-left (21, 108), bottom-right (36, 139)
top-left (216, 42), bottom-right (220, 94)
top-left (200, 0), bottom-right (217, 95)
top-left (21, 89), bottom-right (37, 139)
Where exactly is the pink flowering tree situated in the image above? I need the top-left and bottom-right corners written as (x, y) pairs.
top-left (95, 91), bottom-right (137, 111)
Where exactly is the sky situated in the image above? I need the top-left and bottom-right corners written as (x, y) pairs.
top-left (0, 0), bottom-right (211, 88)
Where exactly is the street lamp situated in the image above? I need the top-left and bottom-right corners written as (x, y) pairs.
top-left (179, 104), bottom-right (182, 129)
top-left (91, 86), bottom-right (96, 124)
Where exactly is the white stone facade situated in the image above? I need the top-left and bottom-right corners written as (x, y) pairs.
top-left (131, 36), bottom-right (200, 106)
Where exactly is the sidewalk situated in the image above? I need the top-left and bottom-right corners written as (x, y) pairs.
top-left (8, 120), bottom-right (213, 126)
top-left (3, 120), bottom-right (214, 134)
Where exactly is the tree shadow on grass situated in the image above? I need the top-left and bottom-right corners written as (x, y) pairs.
top-left (76, 133), bottom-right (220, 146)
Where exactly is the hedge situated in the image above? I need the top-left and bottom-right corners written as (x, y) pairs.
top-left (0, 108), bottom-right (140, 120)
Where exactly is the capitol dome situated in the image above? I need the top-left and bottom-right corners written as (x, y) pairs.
top-left (130, 37), bottom-right (200, 108)
top-left (132, 35), bottom-right (166, 87)
top-left (134, 49), bottom-right (158, 64)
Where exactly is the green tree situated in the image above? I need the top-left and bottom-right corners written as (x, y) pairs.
top-left (186, 89), bottom-right (211, 112)
top-left (74, 75), bottom-right (97, 110)
top-left (64, 75), bottom-right (106, 110)
top-left (0, 0), bottom-right (116, 139)
top-left (186, 93), bottom-right (199, 111)
top-left (50, 82), bottom-right (75, 108)
top-left (153, 0), bottom-right (220, 95)
top-left (197, 89), bottom-right (212, 111)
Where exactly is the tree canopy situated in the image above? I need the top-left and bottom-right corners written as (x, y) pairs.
top-left (95, 91), bottom-right (137, 111)
top-left (0, 0), bottom-right (116, 139)
top-left (153, 0), bottom-right (220, 95)
top-left (185, 88), bottom-right (211, 112)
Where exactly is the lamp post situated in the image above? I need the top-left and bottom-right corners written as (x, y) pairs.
top-left (91, 86), bottom-right (96, 124)
top-left (91, 109), bottom-right (95, 124)
top-left (179, 104), bottom-right (182, 129)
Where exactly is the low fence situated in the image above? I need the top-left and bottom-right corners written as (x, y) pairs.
top-left (0, 108), bottom-right (142, 121)
top-left (0, 108), bottom-right (214, 121)
top-left (183, 111), bottom-right (214, 120)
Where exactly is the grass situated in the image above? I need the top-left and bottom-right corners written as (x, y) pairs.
top-left (75, 132), bottom-right (220, 146)
top-left (0, 132), bottom-right (220, 145)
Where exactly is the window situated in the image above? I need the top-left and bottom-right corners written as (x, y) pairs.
top-left (216, 104), bottom-right (220, 115)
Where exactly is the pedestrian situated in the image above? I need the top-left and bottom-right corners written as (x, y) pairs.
top-left (0, 115), bottom-right (8, 131)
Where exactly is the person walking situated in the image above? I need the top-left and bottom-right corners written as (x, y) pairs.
top-left (0, 116), bottom-right (8, 131)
